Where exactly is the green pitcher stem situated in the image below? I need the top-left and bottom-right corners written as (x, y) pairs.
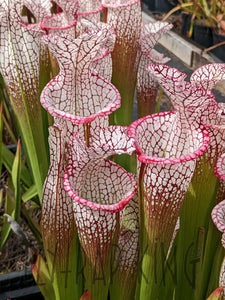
top-left (174, 158), bottom-right (220, 300)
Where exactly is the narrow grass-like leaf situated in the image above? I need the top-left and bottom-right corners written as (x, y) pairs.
top-left (22, 184), bottom-right (38, 202)
top-left (11, 139), bottom-right (21, 221)
top-left (0, 179), bottom-right (15, 250)
top-left (32, 254), bottom-right (56, 300)
top-left (207, 287), bottom-right (224, 300)
top-left (0, 102), bottom-right (3, 172)
top-left (21, 203), bottom-right (42, 247)
top-left (0, 140), bottom-right (22, 250)
top-left (0, 0), bottom-right (49, 201)
top-left (0, 189), bottom-right (3, 206)
top-left (2, 144), bottom-right (32, 187)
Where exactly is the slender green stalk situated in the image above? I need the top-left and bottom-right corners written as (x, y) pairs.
top-left (174, 157), bottom-right (220, 300)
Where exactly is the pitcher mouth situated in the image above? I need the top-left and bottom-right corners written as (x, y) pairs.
top-left (128, 110), bottom-right (210, 165)
top-left (63, 160), bottom-right (137, 213)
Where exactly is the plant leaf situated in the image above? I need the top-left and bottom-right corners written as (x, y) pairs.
top-left (102, 0), bottom-right (142, 126)
top-left (11, 139), bottom-right (21, 221)
top-left (207, 287), bottom-right (224, 300)
top-left (190, 63), bottom-right (225, 91)
top-left (110, 194), bottom-right (139, 300)
top-left (148, 64), bottom-right (225, 299)
top-left (22, 184), bottom-right (38, 202)
top-left (80, 290), bottom-right (91, 300)
top-left (40, 29), bottom-right (119, 129)
top-left (63, 127), bottom-right (137, 298)
top-left (0, 179), bottom-right (15, 250)
top-left (2, 144), bottom-right (32, 187)
top-left (137, 22), bottom-right (172, 117)
top-left (32, 254), bottom-right (56, 300)
top-left (0, 0), bottom-right (49, 201)
top-left (41, 124), bottom-right (81, 299)
top-left (0, 102), bottom-right (3, 172)
top-left (129, 110), bottom-right (210, 299)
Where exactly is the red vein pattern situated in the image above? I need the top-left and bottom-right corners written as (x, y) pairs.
top-left (91, 125), bottom-right (135, 155)
top-left (0, 0), bottom-right (42, 111)
top-left (41, 123), bottom-right (75, 259)
top-left (212, 200), bottom-right (225, 287)
top-left (0, 0), bottom-right (49, 192)
top-left (219, 258), bottom-right (225, 287)
top-left (40, 29), bottom-right (120, 133)
top-left (116, 194), bottom-right (138, 273)
top-left (102, 0), bottom-right (142, 124)
top-left (101, 0), bottom-right (142, 69)
top-left (40, 0), bottom-right (78, 35)
top-left (147, 64), bottom-right (213, 116)
top-left (23, 0), bottom-right (52, 21)
top-left (76, 0), bottom-right (102, 36)
top-left (212, 199), bottom-right (225, 239)
top-left (147, 64), bottom-right (225, 166)
top-left (63, 131), bottom-right (137, 276)
top-left (40, 0), bottom-right (102, 36)
top-left (190, 63), bottom-right (225, 91)
top-left (110, 193), bottom-right (139, 299)
top-left (137, 22), bottom-right (172, 116)
top-left (129, 111), bottom-right (209, 246)
top-left (81, 20), bottom-right (115, 82)
top-left (215, 154), bottom-right (225, 181)
top-left (140, 21), bottom-right (173, 53)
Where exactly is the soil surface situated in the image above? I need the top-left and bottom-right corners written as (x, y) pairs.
top-left (0, 184), bottom-right (42, 274)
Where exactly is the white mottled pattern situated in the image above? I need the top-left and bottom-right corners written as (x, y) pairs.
top-left (63, 132), bottom-right (137, 268)
top-left (41, 123), bottom-right (75, 257)
top-left (212, 199), bottom-right (225, 234)
top-left (40, 30), bottom-right (120, 137)
top-left (147, 64), bottom-right (225, 166)
top-left (129, 110), bottom-right (210, 247)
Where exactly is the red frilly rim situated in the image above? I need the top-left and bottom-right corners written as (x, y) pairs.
top-left (214, 154), bottom-right (225, 181)
top-left (128, 110), bottom-right (210, 165)
top-left (40, 12), bottom-right (78, 31)
top-left (40, 74), bottom-right (121, 124)
top-left (63, 160), bottom-right (137, 212)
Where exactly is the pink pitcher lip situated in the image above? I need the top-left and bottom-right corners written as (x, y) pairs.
top-left (102, 0), bottom-right (140, 8)
top-left (40, 4), bottom-right (103, 31)
top-left (63, 161), bottom-right (137, 213)
top-left (77, 5), bottom-right (103, 17)
top-left (203, 121), bottom-right (225, 130)
top-left (214, 154), bottom-right (225, 181)
top-left (128, 110), bottom-right (210, 165)
top-left (40, 74), bottom-right (121, 124)
top-left (212, 199), bottom-right (225, 232)
top-left (40, 13), bottom-right (78, 31)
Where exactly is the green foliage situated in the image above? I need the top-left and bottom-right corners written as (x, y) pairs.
top-left (178, 0), bottom-right (225, 32)
top-left (0, 140), bottom-right (21, 250)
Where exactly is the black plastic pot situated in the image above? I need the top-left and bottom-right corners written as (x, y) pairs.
top-left (143, 0), bottom-right (178, 13)
top-left (192, 22), bottom-right (213, 48)
top-left (181, 13), bottom-right (213, 48)
top-left (211, 31), bottom-right (225, 62)
top-left (0, 269), bottom-right (44, 300)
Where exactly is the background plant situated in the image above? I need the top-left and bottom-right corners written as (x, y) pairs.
top-left (177, 0), bottom-right (225, 32)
